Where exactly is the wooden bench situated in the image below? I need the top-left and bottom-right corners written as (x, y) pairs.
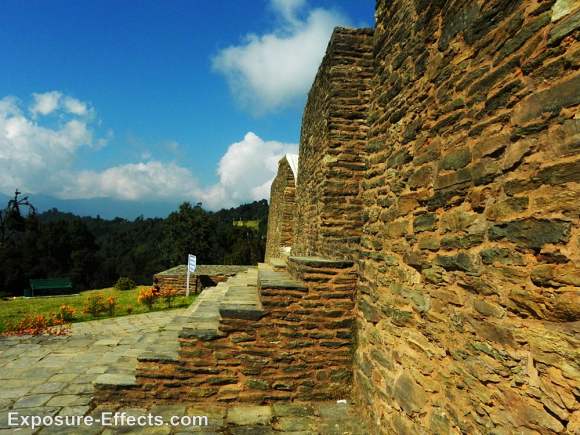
top-left (27, 278), bottom-right (74, 297)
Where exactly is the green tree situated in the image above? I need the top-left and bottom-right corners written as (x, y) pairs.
top-left (163, 202), bottom-right (214, 265)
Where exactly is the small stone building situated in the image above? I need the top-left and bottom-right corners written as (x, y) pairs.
top-left (153, 264), bottom-right (251, 295)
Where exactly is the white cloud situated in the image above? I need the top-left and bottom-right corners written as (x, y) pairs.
top-left (0, 94), bottom-right (94, 195)
top-left (200, 132), bottom-right (298, 209)
top-left (58, 131), bottom-right (296, 208)
top-left (60, 162), bottom-right (200, 201)
top-left (212, 0), bottom-right (348, 113)
top-left (29, 91), bottom-right (91, 117)
top-left (1, 92), bottom-right (297, 210)
top-left (271, 0), bottom-right (307, 24)
top-left (30, 91), bottom-right (62, 116)
top-left (63, 96), bottom-right (89, 116)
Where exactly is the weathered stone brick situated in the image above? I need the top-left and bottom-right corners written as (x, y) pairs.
top-left (435, 252), bottom-right (480, 274)
top-left (536, 160), bottom-right (580, 185)
top-left (480, 248), bottom-right (524, 265)
top-left (511, 72), bottom-right (580, 124)
top-left (413, 213), bottom-right (437, 232)
top-left (439, 148), bottom-right (472, 170)
top-left (488, 219), bottom-right (571, 249)
top-left (548, 7), bottom-right (580, 45)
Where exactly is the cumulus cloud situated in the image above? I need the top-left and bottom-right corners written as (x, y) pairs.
top-left (63, 96), bottom-right (89, 116)
top-left (271, 0), bottom-right (307, 24)
top-left (30, 91), bottom-right (91, 117)
top-left (60, 162), bottom-right (201, 201)
top-left (1, 92), bottom-right (296, 209)
top-left (30, 91), bottom-right (62, 116)
top-left (0, 95), bottom-right (94, 194)
top-left (212, 0), bottom-right (348, 113)
top-left (200, 132), bottom-right (298, 209)
top-left (58, 131), bottom-right (296, 208)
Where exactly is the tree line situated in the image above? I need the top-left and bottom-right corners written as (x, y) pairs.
top-left (0, 193), bottom-right (268, 296)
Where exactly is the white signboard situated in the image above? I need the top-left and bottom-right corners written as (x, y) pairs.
top-left (186, 254), bottom-right (196, 296)
top-left (188, 254), bottom-right (197, 273)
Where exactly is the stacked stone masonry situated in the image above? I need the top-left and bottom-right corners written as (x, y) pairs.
top-left (292, 27), bottom-right (374, 261)
top-left (101, 260), bottom-right (357, 405)
top-left (265, 155), bottom-right (297, 262)
top-left (265, 1), bottom-right (580, 433)
top-left (353, 1), bottom-right (580, 433)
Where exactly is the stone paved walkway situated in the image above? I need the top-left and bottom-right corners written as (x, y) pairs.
top-left (0, 310), bottom-right (185, 434)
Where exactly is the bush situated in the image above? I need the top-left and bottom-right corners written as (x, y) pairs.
top-left (3, 314), bottom-right (70, 336)
top-left (160, 287), bottom-right (178, 308)
top-left (105, 296), bottom-right (117, 316)
top-left (114, 277), bottom-right (136, 291)
top-left (137, 287), bottom-right (159, 310)
top-left (83, 293), bottom-right (106, 317)
top-left (126, 304), bottom-right (133, 315)
top-left (56, 304), bottom-right (76, 322)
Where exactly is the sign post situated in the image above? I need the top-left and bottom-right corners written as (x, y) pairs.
top-left (186, 254), bottom-right (197, 296)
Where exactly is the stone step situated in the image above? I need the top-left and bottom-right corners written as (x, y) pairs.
top-left (95, 269), bottom-right (259, 392)
top-left (269, 258), bottom-right (288, 272)
top-left (179, 267), bottom-right (259, 339)
top-left (219, 284), bottom-right (265, 320)
top-left (258, 263), bottom-right (307, 292)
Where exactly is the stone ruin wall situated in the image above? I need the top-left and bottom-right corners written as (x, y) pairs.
top-left (274, 1), bottom-right (579, 433)
top-left (264, 157), bottom-right (296, 262)
top-left (354, 0), bottom-right (580, 433)
top-left (116, 259), bottom-right (357, 404)
top-left (292, 27), bottom-right (374, 261)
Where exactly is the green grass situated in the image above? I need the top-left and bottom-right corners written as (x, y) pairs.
top-left (0, 286), bottom-right (196, 333)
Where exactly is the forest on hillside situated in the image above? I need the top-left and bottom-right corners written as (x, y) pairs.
top-left (0, 193), bottom-right (268, 296)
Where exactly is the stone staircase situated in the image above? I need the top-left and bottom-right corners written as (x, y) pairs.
top-left (94, 258), bottom-right (357, 405)
top-left (94, 268), bottom-right (261, 396)
top-left (180, 267), bottom-right (263, 339)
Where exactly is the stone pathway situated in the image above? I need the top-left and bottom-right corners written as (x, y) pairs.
top-left (0, 310), bottom-right (185, 434)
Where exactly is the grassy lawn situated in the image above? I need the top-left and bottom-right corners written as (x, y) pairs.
top-left (0, 286), bottom-right (196, 333)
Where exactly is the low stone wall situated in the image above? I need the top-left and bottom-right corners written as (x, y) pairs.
top-left (153, 265), bottom-right (251, 295)
top-left (105, 258), bottom-right (357, 405)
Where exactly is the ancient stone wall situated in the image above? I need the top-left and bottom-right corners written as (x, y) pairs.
top-left (292, 27), bottom-right (374, 260)
top-left (265, 155), bottom-right (297, 262)
top-left (354, 1), bottom-right (580, 433)
top-left (119, 260), bottom-right (357, 404)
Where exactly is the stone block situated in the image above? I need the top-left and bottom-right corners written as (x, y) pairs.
top-left (488, 219), bottom-right (571, 249)
top-left (226, 405), bottom-right (272, 426)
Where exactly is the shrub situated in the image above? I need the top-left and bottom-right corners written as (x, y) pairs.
top-left (114, 277), bottom-right (136, 291)
top-left (56, 304), bottom-right (76, 322)
top-left (3, 314), bottom-right (70, 336)
top-left (83, 293), bottom-right (106, 317)
top-left (105, 296), bottom-right (117, 316)
top-left (137, 287), bottom-right (159, 310)
top-left (159, 287), bottom-right (178, 308)
top-left (126, 304), bottom-right (133, 315)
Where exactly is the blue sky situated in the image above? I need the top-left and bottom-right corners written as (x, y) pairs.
top-left (0, 0), bottom-right (374, 217)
